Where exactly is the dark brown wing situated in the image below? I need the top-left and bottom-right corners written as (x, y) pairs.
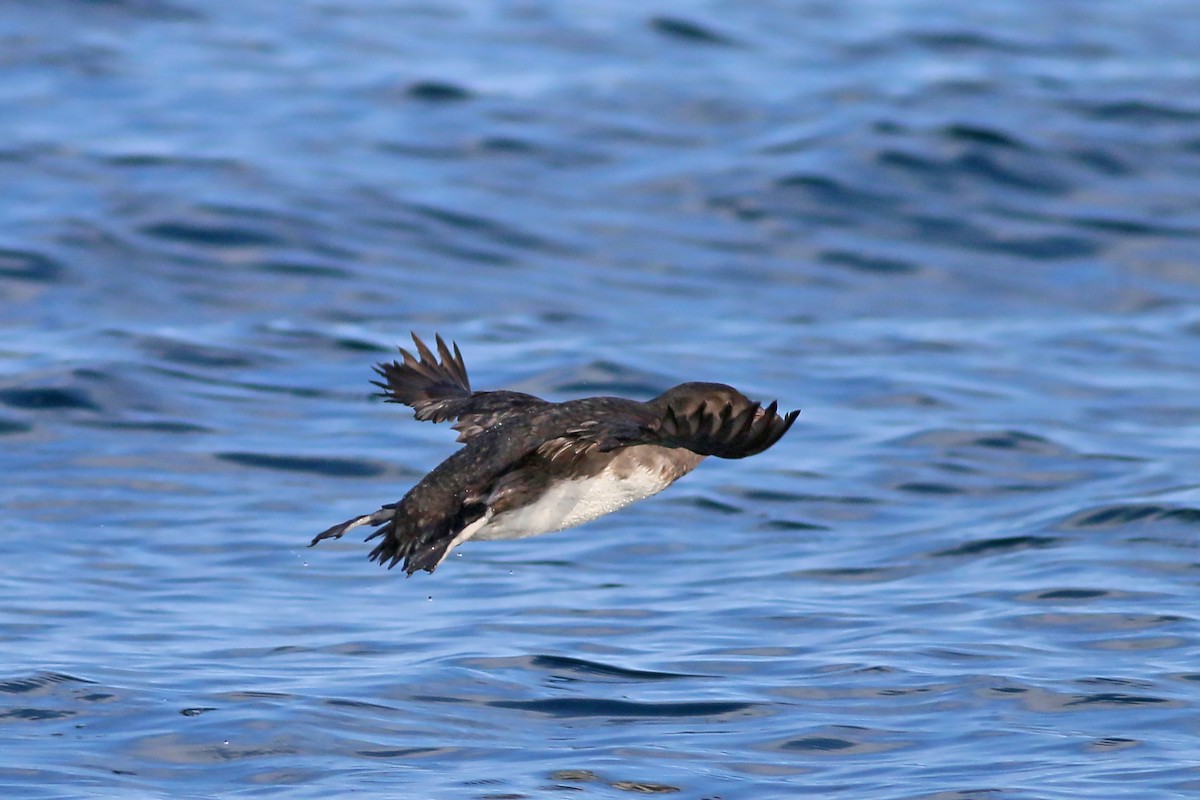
top-left (652, 399), bottom-right (799, 458)
top-left (372, 332), bottom-right (549, 442)
top-left (533, 417), bottom-right (653, 463)
top-left (531, 398), bottom-right (798, 462)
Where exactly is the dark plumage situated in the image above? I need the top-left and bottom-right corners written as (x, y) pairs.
top-left (310, 333), bottom-right (800, 576)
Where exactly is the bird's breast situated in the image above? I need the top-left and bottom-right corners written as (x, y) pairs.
top-left (472, 446), bottom-right (702, 541)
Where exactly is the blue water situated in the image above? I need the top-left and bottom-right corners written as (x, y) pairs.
top-left (3, 1), bottom-right (1200, 797)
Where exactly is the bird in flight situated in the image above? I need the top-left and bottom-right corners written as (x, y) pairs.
top-left (310, 334), bottom-right (799, 576)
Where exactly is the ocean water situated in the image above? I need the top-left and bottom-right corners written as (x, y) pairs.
top-left (2, 1), bottom-right (1200, 798)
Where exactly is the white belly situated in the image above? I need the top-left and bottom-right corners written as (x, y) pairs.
top-left (471, 467), bottom-right (675, 541)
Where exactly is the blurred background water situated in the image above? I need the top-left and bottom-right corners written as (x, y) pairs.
top-left (2, 1), bottom-right (1200, 798)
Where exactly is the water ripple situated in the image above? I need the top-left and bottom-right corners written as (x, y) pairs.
top-left (1060, 503), bottom-right (1200, 530)
top-left (488, 697), bottom-right (757, 719)
top-left (3, 1), bottom-right (1200, 798)
top-left (215, 452), bottom-right (388, 478)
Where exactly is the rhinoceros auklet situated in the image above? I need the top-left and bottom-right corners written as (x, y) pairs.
top-left (310, 334), bottom-right (799, 576)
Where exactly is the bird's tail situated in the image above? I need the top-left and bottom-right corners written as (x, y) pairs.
top-left (365, 521), bottom-right (454, 576)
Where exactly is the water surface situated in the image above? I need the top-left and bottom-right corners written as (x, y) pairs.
top-left (2, 1), bottom-right (1200, 798)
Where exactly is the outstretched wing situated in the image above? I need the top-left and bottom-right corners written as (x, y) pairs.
top-left (531, 396), bottom-right (799, 463)
top-left (653, 399), bottom-right (799, 459)
top-left (372, 333), bottom-right (549, 442)
top-left (536, 399), bottom-right (799, 463)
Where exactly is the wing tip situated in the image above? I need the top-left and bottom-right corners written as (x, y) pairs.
top-left (371, 332), bottom-right (472, 410)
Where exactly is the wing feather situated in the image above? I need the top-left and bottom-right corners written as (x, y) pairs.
top-left (372, 333), bottom-right (549, 442)
top-left (654, 399), bottom-right (799, 458)
top-left (528, 397), bottom-right (798, 462)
